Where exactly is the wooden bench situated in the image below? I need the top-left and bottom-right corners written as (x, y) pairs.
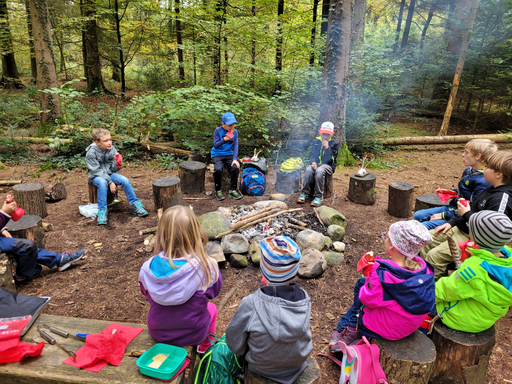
top-left (244, 356), bottom-right (321, 384)
top-left (1, 314), bottom-right (199, 384)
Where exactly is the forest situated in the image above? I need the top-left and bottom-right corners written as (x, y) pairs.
top-left (0, 0), bottom-right (511, 166)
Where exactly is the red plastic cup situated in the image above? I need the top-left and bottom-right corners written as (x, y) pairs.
top-left (459, 199), bottom-right (469, 207)
top-left (357, 252), bottom-right (375, 276)
top-left (115, 153), bottom-right (122, 167)
top-left (261, 277), bottom-right (268, 285)
top-left (11, 205), bottom-right (24, 222)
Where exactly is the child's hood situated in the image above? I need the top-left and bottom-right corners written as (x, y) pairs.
top-left (85, 142), bottom-right (117, 155)
top-left (138, 254), bottom-right (218, 306)
top-left (251, 287), bottom-right (311, 342)
top-left (467, 247), bottom-right (512, 296)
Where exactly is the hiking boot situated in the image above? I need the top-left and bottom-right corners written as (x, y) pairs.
top-left (215, 191), bottom-right (225, 201)
top-left (229, 190), bottom-right (242, 200)
top-left (329, 327), bottom-right (361, 353)
top-left (97, 209), bottom-right (107, 225)
top-left (14, 264), bottom-right (42, 284)
top-left (58, 249), bottom-right (87, 272)
top-left (297, 192), bottom-right (307, 204)
top-left (311, 197), bottom-right (323, 207)
top-left (132, 201), bottom-right (149, 217)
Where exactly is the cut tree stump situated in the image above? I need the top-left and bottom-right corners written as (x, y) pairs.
top-left (429, 322), bottom-right (496, 384)
top-left (388, 181), bottom-right (414, 218)
top-left (275, 170), bottom-right (302, 194)
top-left (13, 182), bottom-right (47, 218)
top-left (373, 331), bottom-right (436, 383)
top-left (415, 194), bottom-right (450, 211)
top-left (306, 172), bottom-right (333, 199)
top-left (0, 253), bottom-right (15, 291)
top-left (348, 173), bottom-right (377, 205)
top-left (43, 182), bottom-right (67, 202)
top-left (178, 161), bottom-right (206, 195)
top-left (6, 215), bottom-right (45, 248)
top-left (153, 177), bottom-right (183, 211)
top-left (88, 180), bottom-right (116, 205)
top-left (222, 164), bottom-right (238, 194)
top-left (245, 356), bottom-right (320, 384)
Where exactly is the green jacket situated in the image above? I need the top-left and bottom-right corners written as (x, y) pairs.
top-left (435, 246), bottom-right (512, 333)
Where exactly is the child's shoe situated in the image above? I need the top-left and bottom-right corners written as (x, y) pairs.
top-left (329, 327), bottom-right (361, 353)
top-left (58, 249), bottom-right (87, 272)
top-left (228, 190), bottom-right (242, 200)
top-left (215, 191), bottom-right (225, 201)
top-left (14, 264), bottom-right (42, 284)
top-left (297, 192), bottom-right (307, 204)
top-left (97, 209), bottom-right (107, 225)
top-left (311, 197), bottom-right (323, 207)
top-left (132, 201), bottom-right (149, 217)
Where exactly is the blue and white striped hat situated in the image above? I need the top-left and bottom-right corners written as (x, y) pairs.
top-left (260, 236), bottom-right (301, 286)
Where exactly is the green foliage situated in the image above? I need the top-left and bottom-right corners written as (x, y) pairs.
top-left (0, 90), bottom-right (37, 128)
top-left (337, 142), bottom-right (356, 167)
top-left (155, 153), bottom-right (179, 169)
top-left (40, 79), bottom-right (86, 126)
top-left (36, 154), bottom-right (86, 173)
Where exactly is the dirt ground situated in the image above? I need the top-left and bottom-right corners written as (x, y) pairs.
top-left (6, 143), bottom-right (512, 383)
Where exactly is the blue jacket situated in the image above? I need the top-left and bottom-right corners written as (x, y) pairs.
top-left (211, 126), bottom-right (239, 159)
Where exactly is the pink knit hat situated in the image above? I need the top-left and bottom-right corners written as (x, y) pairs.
top-left (388, 220), bottom-right (432, 259)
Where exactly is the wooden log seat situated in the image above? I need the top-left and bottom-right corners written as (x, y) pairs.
top-left (244, 356), bottom-right (321, 384)
top-left (275, 170), bottom-right (302, 195)
top-left (0, 314), bottom-right (199, 384)
top-left (429, 321), bottom-right (496, 384)
top-left (43, 182), bottom-right (68, 202)
top-left (348, 173), bottom-right (377, 205)
top-left (153, 177), bottom-right (184, 211)
top-left (306, 172), bottom-right (333, 199)
top-left (415, 194), bottom-right (450, 212)
top-left (6, 214), bottom-right (46, 248)
top-left (388, 181), bottom-right (414, 218)
top-left (13, 182), bottom-right (47, 218)
top-left (178, 161), bottom-right (207, 195)
top-left (88, 180), bottom-right (117, 205)
top-left (0, 252), bottom-right (15, 291)
top-left (222, 164), bottom-right (239, 194)
top-left (372, 330), bottom-right (436, 384)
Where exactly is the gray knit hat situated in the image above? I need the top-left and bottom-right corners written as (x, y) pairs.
top-left (468, 211), bottom-right (512, 253)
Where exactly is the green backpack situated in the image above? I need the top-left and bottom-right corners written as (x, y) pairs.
top-left (194, 335), bottom-right (243, 384)
top-left (280, 157), bottom-right (304, 173)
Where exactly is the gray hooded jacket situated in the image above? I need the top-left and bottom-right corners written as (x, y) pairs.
top-left (85, 143), bottom-right (120, 184)
top-left (225, 285), bottom-right (313, 383)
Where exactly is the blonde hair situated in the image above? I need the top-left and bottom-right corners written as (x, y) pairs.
top-left (465, 139), bottom-right (498, 163)
top-left (154, 205), bottom-right (218, 290)
top-left (486, 150), bottom-right (512, 185)
top-left (403, 259), bottom-right (421, 271)
top-left (92, 128), bottom-right (111, 142)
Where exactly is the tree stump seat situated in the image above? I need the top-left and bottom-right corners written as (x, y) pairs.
top-left (348, 173), bottom-right (377, 205)
top-left (275, 170), bottom-right (302, 195)
top-left (178, 161), bottom-right (206, 195)
top-left (415, 194), bottom-right (450, 211)
top-left (88, 180), bottom-right (117, 205)
top-left (153, 176), bottom-right (183, 211)
top-left (305, 171), bottom-right (333, 199)
top-left (0, 252), bottom-right (15, 291)
top-left (388, 181), bottom-right (414, 218)
top-left (6, 214), bottom-right (45, 248)
top-left (429, 321), bottom-right (496, 384)
top-left (221, 163), bottom-right (240, 194)
top-left (13, 182), bottom-right (47, 218)
top-left (372, 331), bottom-right (436, 384)
top-left (0, 314), bottom-right (199, 384)
top-left (244, 356), bottom-right (321, 384)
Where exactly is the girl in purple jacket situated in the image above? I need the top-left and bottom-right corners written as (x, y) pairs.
top-left (139, 206), bottom-right (222, 352)
top-left (329, 220), bottom-right (436, 352)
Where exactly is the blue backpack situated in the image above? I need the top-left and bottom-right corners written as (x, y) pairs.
top-left (242, 167), bottom-right (265, 196)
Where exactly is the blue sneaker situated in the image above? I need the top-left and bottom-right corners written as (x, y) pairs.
top-left (97, 209), bottom-right (107, 225)
top-left (132, 201), bottom-right (148, 217)
top-left (58, 249), bottom-right (87, 272)
top-left (311, 197), bottom-right (322, 207)
top-left (297, 192), bottom-right (307, 204)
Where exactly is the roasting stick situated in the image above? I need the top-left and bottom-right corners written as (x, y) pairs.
top-left (313, 208), bottom-right (325, 228)
top-left (232, 205), bottom-right (277, 223)
top-left (230, 208), bottom-right (281, 228)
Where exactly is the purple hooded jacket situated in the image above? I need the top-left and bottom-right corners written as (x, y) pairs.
top-left (139, 253), bottom-right (222, 346)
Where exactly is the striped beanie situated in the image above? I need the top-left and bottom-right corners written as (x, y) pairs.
top-left (468, 210), bottom-right (512, 253)
top-left (260, 236), bottom-right (301, 286)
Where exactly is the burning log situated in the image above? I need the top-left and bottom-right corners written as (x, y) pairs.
top-left (287, 224), bottom-right (306, 231)
top-left (233, 206), bottom-right (275, 223)
top-left (230, 208), bottom-right (281, 228)
top-left (289, 217), bottom-right (307, 227)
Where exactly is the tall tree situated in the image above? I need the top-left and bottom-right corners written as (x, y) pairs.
top-left (0, 0), bottom-right (22, 89)
top-left (319, 0), bottom-right (330, 66)
top-left (420, 4), bottom-right (435, 50)
top-left (393, 0), bottom-right (406, 53)
top-left (310, 0), bottom-right (320, 65)
top-left (250, 0), bottom-right (256, 87)
top-left (275, 0), bottom-right (284, 71)
top-left (24, 0), bottom-right (37, 82)
top-left (351, 0), bottom-right (365, 48)
top-left (400, 0), bottom-right (416, 50)
top-left (175, 0), bottom-right (185, 83)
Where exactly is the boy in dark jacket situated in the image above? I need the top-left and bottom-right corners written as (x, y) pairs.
top-left (226, 237), bottom-right (312, 384)
top-left (297, 122), bottom-right (339, 207)
top-left (421, 150), bottom-right (512, 280)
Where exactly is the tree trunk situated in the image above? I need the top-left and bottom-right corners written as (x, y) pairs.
top-left (438, 0), bottom-right (480, 136)
top-left (400, 0), bottom-right (416, 50)
top-left (111, 59), bottom-right (121, 82)
top-left (310, 0), bottom-right (320, 65)
top-left (113, 0), bottom-right (126, 94)
top-left (30, 0), bottom-right (62, 125)
top-left (192, 27), bottom-right (197, 85)
top-left (175, 0), bottom-right (185, 84)
top-left (420, 6), bottom-right (434, 50)
top-left (393, 0), bottom-right (406, 53)
top-left (152, 177), bottom-right (183, 211)
top-left (212, 0), bottom-right (223, 85)
top-left (79, 0), bottom-right (88, 81)
top-left (319, 0), bottom-right (353, 145)
top-left (250, 1), bottom-right (256, 87)
top-left (378, 133), bottom-right (512, 146)
top-left (351, 0), bottom-right (365, 48)
top-left (13, 182), bottom-right (48, 219)
top-left (24, 0), bottom-right (37, 82)
top-left (318, 0), bottom-right (330, 66)
top-left (0, 0), bottom-right (22, 89)
top-left (388, 181), bottom-right (414, 218)
top-left (6, 215), bottom-right (46, 249)
top-left (275, 0), bottom-right (284, 71)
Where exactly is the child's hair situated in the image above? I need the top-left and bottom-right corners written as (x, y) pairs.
top-left (92, 128), bottom-right (111, 142)
top-left (465, 139), bottom-right (498, 163)
top-left (154, 206), bottom-right (217, 290)
top-left (486, 150), bottom-right (512, 185)
top-left (403, 259), bottom-right (421, 271)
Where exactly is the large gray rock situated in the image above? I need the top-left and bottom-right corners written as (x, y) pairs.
top-left (333, 242), bottom-right (346, 252)
top-left (252, 200), bottom-right (288, 210)
top-left (205, 241), bottom-right (226, 265)
top-left (248, 241), bottom-right (262, 266)
top-left (324, 236), bottom-right (332, 249)
top-left (295, 229), bottom-right (325, 251)
top-left (316, 206), bottom-right (346, 229)
top-left (322, 251), bottom-right (344, 266)
top-left (250, 235), bottom-right (266, 244)
top-left (198, 212), bottom-right (231, 240)
top-left (230, 254), bottom-right (248, 268)
top-left (221, 234), bottom-right (250, 254)
top-left (327, 225), bottom-right (345, 242)
top-left (298, 249), bottom-right (327, 278)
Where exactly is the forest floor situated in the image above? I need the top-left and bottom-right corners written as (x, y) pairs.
top-left (7, 142), bottom-right (512, 383)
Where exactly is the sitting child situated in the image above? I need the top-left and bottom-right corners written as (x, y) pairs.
top-left (329, 220), bottom-right (435, 351)
top-left (414, 139), bottom-right (496, 230)
top-left (226, 236), bottom-right (312, 384)
top-left (86, 128), bottom-right (148, 225)
top-left (297, 122), bottom-right (339, 207)
top-left (138, 206), bottom-right (222, 352)
top-left (435, 210), bottom-right (512, 333)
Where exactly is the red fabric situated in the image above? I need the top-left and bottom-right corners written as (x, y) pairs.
top-left (63, 323), bottom-right (143, 372)
top-left (0, 317), bottom-right (44, 363)
top-left (357, 252), bottom-right (375, 277)
top-left (458, 240), bottom-right (479, 262)
top-left (436, 188), bottom-right (459, 203)
top-left (0, 341), bottom-right (44, 363)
